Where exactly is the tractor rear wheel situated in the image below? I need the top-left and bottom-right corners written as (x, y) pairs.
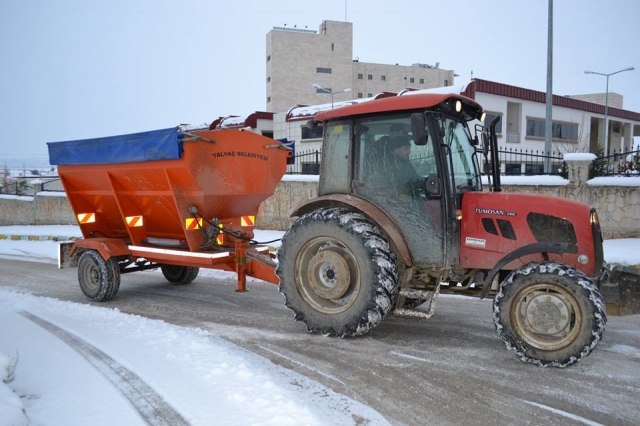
top-left (78, 250), bottom-right (121, 302)
top-left (161, 265), bottom-right (199, 285)
top-left (493, 261), bottom-right (606, 367)
top-left (276, 207), bottom-right (398, 337)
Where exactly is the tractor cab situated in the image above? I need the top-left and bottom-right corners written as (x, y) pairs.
top-left (314, 94), bottom-right (486, 268)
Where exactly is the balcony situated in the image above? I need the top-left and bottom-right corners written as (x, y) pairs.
top-left (506, 132), bottom-right (520, 143)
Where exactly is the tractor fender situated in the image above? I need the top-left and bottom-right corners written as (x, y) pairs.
top-left (291, 194), bottom-right (413, 266)
top-left (480, 242), bottom-right (569, 299)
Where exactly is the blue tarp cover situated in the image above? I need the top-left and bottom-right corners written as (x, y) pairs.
top-left (48, 127), bottom-right (182, 165)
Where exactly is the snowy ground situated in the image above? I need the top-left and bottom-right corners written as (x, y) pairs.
top-left (0, 225), bottom-right (639, 426)
top-left (0, 226), bottom-right (391, 426)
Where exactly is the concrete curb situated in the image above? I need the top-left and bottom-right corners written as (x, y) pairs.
top-left (0, 234), bottom-right (80, 242)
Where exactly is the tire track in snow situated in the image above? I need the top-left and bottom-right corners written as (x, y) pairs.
top-left (20, 312), bottom-right (190, 426)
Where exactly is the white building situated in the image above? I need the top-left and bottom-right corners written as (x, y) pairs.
top-left (466, 79), bottom-right (640, 156)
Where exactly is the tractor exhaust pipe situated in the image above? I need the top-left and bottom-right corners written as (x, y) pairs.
top-left (489, 115), bottom-right (502, 193)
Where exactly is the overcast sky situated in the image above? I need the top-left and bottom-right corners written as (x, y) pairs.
top-left (1, 0), bottom-right (639, 161)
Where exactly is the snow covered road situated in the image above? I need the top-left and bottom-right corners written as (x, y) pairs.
top-left (1, 228), bottom-right (640, 425)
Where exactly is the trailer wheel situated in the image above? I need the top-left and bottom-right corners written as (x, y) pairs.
top-left (277, 207), bottom-right (398, 337)
top-left (493, 261), bottom-right (606, 367)
top-left (161, 266), bottom-right (199, 285)
top-left (78, 250), bottom-right (121, 302)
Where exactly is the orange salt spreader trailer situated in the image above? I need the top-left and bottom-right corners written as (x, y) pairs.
top-left (48, 126), bottom-right (292, 301)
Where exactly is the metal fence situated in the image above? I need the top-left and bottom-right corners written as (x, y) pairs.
top-left (284, 147), bottom-right (568, 177)
top-left (495, 147), bottom-right (567, 177)
top-left (40, 178), bottom-right (64, 191)
top-left (286, 149), bottom-right (321, 175)
top-left (0, 177), bottom-right (64, 195)
top-left (590, 148), bottom-right (640, 178)
top-left (0, 179), bottom-right (31, 196)
top-left (6, 148), bottom-right (633, 189)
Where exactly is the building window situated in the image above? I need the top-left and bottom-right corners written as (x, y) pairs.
top-left (357, 92), bottom-right (363, 98)
top-left (267, 55), bottom-right (270, 62)
top-left (526, 118), bottom-right (578, 141)
top-left (267, 76), bottom-right (270, 83)
top-left (302, 125), bottom-right (324, 140)
top-left (367, 74), bottom-right (372, 80)
top-left (410, 77), bottom-right (415, 83)
top-left (381, 75), bottom-right (386, 81)
top-left (315, 87), bottom-right (332, 93)
top-left (358, 73), bottom-right (363, 80)
top-left (526, 119), bottom-right (545, 138)
top-left (552, 122), bottom-right (579, 141)
top-left (419, 78), bottom-right (424, 84)
top-left (367, 93), bottom-right (372, 97)
top-left (267, 96), bottom-right (271, 103)
top-left (484, 113), bottom-right (503, 134)
top-left (331, 43), bottom-right (334, 51)
top-left (316, 67), bottom-right (332, 74)
top-left (444, 79), bottom-right (449, 86)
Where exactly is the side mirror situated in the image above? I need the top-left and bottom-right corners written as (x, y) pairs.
top-left (481, 132), bottom-right (490, 155)
top-left (411, 113), bottom-right (428, 146)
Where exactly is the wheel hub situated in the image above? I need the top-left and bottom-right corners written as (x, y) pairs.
top-left (525, 293), bottom-right (571, 335)
top-left (307, 250), bottom-right (351, 300)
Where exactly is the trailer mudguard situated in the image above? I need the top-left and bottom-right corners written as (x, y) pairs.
top-left (69, 238), bottom-right (131, 263)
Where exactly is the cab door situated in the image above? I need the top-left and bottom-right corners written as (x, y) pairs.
top-left (352, 114), bottom-right (446, 267)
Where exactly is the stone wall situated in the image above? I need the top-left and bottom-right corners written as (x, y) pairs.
top-left (256, 180), bottom-right (318, 230)
top-left (0, 194), bottom-right (76, 226)
top-left (1, 160), bottom-right (638, 239)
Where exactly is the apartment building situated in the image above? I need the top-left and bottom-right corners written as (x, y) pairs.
top-left (266, 20), bottom-right (453, 113)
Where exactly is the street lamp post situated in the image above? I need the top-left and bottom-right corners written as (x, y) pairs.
top-left (312, 84), bottom-right (351, 109)
top-left (584, 66), bottom-right (634, 155)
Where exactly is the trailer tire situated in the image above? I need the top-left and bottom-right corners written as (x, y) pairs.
top-left (78, 250), bottom-right (121, 302)
top-left (493, 261), bottom-right (606, 367)
top-left (161, 266), bottom-right (199, 285)
top-left (277, 207), bottom-right (398, 337)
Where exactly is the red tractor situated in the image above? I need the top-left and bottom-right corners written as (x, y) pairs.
top-left (276, 92), bottom-right (638, 367)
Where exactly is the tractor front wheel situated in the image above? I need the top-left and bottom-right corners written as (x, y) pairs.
top-left (493, 262), bottom-right (606, 367)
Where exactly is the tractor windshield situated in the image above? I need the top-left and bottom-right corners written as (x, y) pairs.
top-left (439, 116), bottom-right (482, 193)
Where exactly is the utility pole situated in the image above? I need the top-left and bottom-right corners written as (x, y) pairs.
top-left (544, 0), bottom-right (553, 174)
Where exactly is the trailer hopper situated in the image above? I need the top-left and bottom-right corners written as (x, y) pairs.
top-left (48, 126), bottom-right (291, 300)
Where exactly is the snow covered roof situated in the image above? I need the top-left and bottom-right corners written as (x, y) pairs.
top-left (209, 111), bottom-right (275, 130)
top-left (283, 82), bottom-right (475, 123)
top-left (285, 92), bottom-right (396, 122)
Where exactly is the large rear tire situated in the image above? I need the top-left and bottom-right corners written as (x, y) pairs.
top-left (493, 262), bottom-right (606, 367)
top-left (276, 207), bottom-right (398, 337)
top-left (161, 265), bottom-right (199, 285)
top-left (78, 250), bottom-right (121, 302)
